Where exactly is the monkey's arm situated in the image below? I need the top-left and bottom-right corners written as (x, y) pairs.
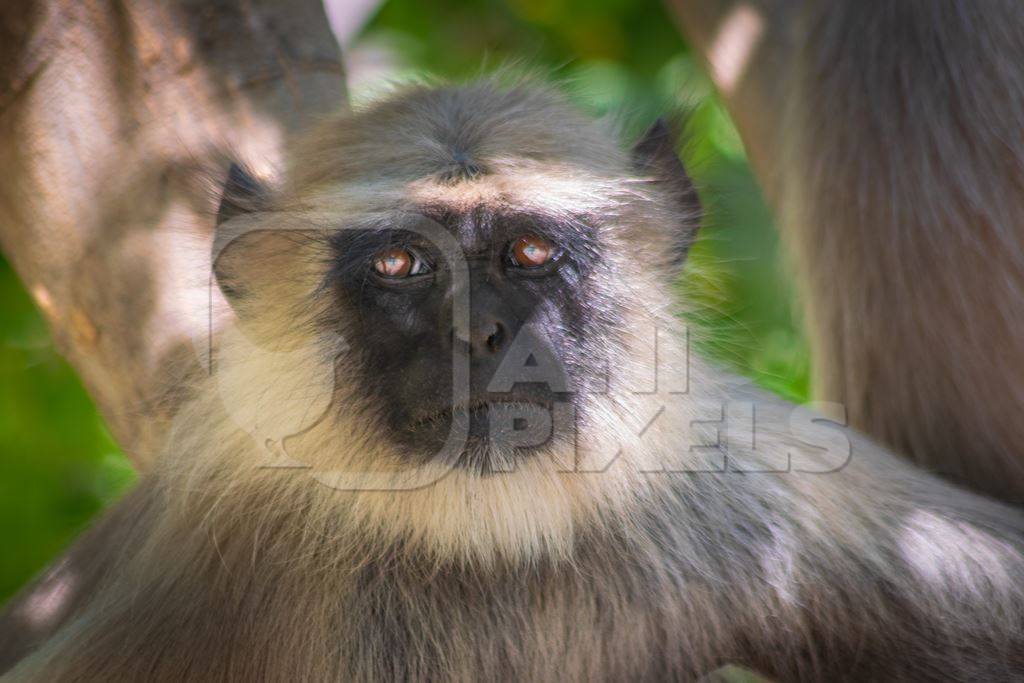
top-left (668, 377), bottom-right (1024, 680)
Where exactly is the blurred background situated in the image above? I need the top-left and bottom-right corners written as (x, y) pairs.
top-left (0, 0), bottom-right (807, 603)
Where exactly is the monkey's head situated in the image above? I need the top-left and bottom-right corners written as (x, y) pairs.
top-left (212, 79), bottom-right (699, 483)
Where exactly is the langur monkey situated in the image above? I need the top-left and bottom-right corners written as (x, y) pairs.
top-left (2, 80), bottom-right (1024, 681)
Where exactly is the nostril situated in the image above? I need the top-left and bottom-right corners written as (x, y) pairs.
top-left (486, 322), bottom-right (506, 353)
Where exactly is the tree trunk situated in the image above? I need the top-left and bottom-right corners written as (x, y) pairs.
top-left (0, 0), bottom-right (346, 468)
top-left (667, 0), bottom-right (1024, 503)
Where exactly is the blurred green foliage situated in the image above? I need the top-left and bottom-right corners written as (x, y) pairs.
top-left (0, 0), bottom-right (808, 604)
top-left (0, 258), bottom-right (137, 601)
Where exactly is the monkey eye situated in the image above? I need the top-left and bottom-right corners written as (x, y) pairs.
top-left (373, 247), bottom-right (431, 279)
top-left (508, 234), bottom-right (556, 269)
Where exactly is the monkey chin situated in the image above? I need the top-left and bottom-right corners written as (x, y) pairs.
top-left (399, 398), bottom-right (577, 476)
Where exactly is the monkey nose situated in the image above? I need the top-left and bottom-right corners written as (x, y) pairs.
top-left (471, 319), bottom-right (507, 356)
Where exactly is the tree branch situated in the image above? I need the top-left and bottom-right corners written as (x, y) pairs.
top-left (665, 0), bottom-right (797, 204)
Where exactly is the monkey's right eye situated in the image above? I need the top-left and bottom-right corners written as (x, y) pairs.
top-left (373, 247), bottom-right (431, 279)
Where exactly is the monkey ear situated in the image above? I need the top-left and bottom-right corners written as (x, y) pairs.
top-left (212, 163), bottom-right (271, 303)
top-left (631, 119), bottom-right (702, 269)
top-left (216, 163), bottom-right (265, 227)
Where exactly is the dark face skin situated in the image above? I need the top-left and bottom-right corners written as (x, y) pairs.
top-left (325, 205), bottom-right (617, 471)
top-left (215, 123), bottom-right (694, 473)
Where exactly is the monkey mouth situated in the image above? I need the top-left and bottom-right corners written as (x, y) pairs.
top-left (389, 388), bottom-right (579, 468)
top-left (399, 395), bottom-right (575, 474)
top-left (406, 391), bottom-right (573, 444)
top-left (410, 396), bottom-right (556, 430)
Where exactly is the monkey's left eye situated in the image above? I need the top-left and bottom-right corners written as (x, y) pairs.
top-left (508, 234), bottom-right (557, 269)
top-left (373, 247), bottom-right (431, 279)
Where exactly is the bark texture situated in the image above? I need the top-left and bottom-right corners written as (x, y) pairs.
top-left (0, 0), bottom-right (346, 467)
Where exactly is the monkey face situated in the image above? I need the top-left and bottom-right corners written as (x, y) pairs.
top-left (213, 83), bottom-right (699, 476)
top-left (325, 206), bottom-right (616, 472)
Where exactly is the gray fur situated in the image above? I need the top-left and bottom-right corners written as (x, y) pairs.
top-left (3, 80), bottom-right (1024, 682)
